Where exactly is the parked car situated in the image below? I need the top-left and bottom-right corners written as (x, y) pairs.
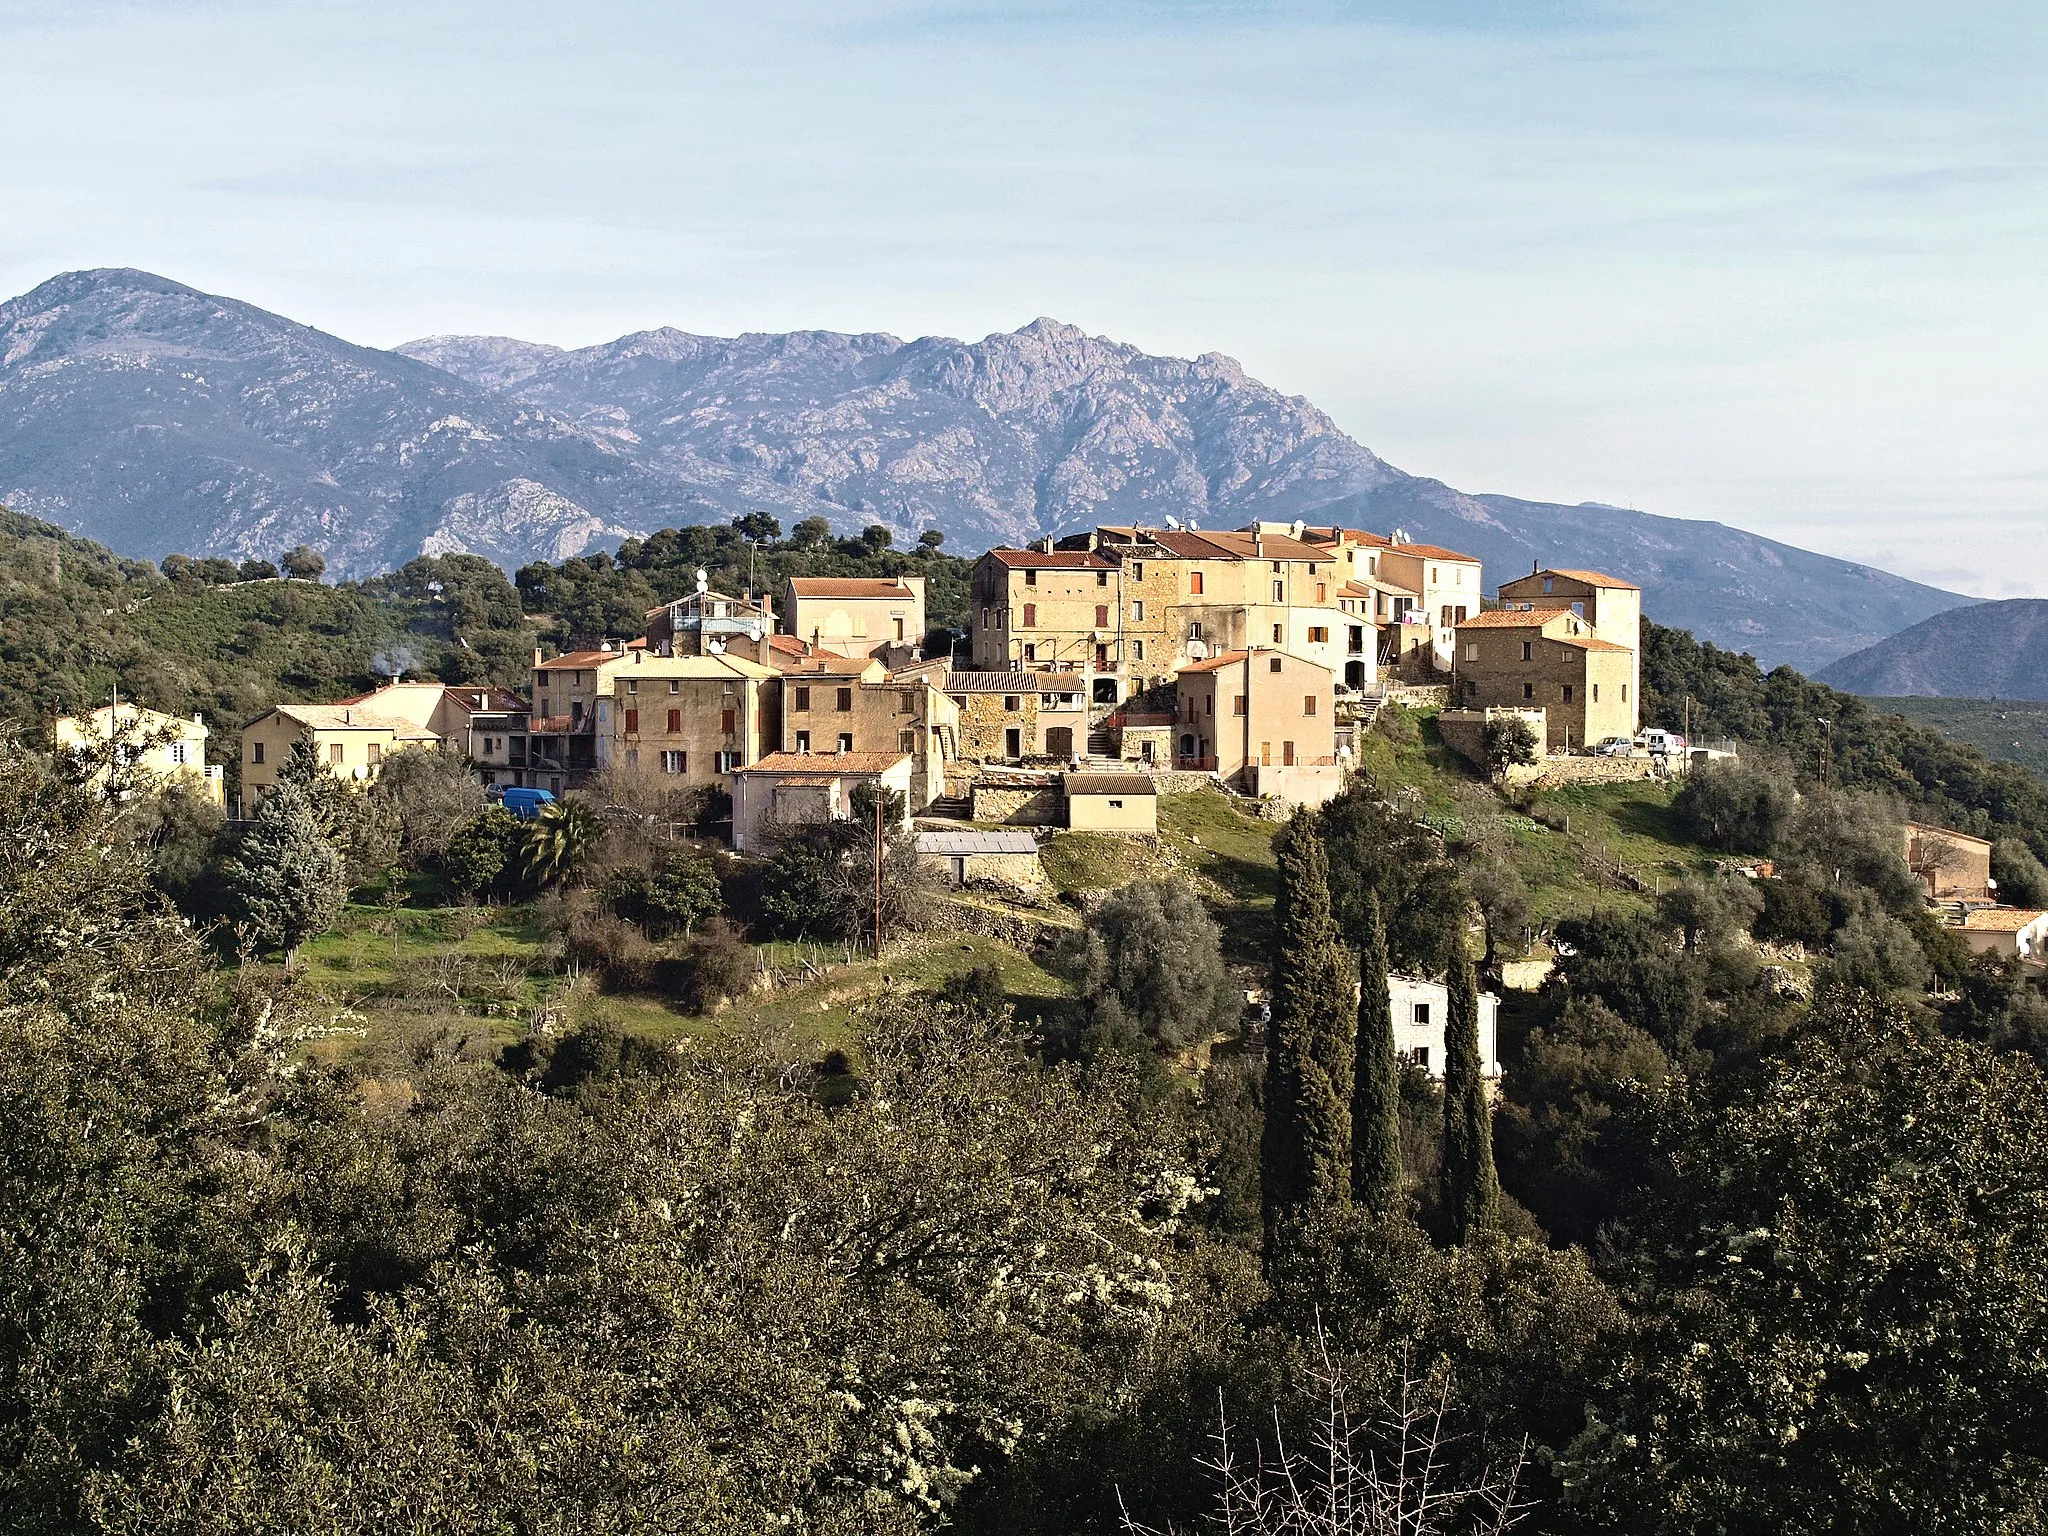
top-left (498, 786), bottom-right (557, 821)
top-left (1591, 736), bottom-right (1635, 757)
top-left (1638, 729), bottom-right (1687, 756)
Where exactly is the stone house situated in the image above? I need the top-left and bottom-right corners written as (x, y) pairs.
top-left (1903, 821), bottom-right (1995, 901)
top-left (53, 702), bottom-right (224, 807)
top-left (784, 576), bottom-right (926, 658)
top-left (1285, 526), bottom-right (1482, 674)
top-left (1388, 973), bottom-right (1503, 1085)
top-left (527, 644), bottom-right (644, 787)
top-left (778, 672), bottom-right (958, 814)
top-left (1497, 568), bottom-right (1642, 713)
top-left (730, 750), bottom-right (914, 855)
top-left (944, 671), bottom-right (1088, 762)
top-left (969, 548), bottom-right (1127, 702)
top-left (1173, 648), bottom-right (1337, 788)
top-left (644, 587), bottom-right (777, 663)
top-left (914, 828), bottom-right (1044, 889)
top-left (1453, 609), bottom-right (1637, 751)
top-left (591, 651), bottom-right (778, 792)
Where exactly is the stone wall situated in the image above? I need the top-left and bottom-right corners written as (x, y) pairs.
top-left (1524, 756), bottom-right (1658, 790)
top-left (971, 781), bottom-right (1065, 825)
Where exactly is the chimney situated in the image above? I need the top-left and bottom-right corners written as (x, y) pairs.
top-left (1532, 559), bottom-right (1539, 575)
top-left (343, 709), bottom-right (352, 725)
top-left (532, 646), bottom-right (542, 667)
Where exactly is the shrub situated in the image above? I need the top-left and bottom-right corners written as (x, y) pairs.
top-left (1482, 715), bottom-right (1539, 775)
top-left (679, 917), bottom-right (756, 1013)
top-left (1671, 760), bottom-right (1797, 853)
top-left (1065, 879), bottom-right (1242, 1050)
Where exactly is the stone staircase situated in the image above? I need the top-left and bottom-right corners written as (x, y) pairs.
top-left (922, 792), bottom-right (973, 822)
top-left (1085, 724), bottom-right (1118, 759)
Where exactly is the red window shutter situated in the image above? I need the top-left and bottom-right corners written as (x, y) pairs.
top-left (623, 709), bottom-right (638, 734)
top-left (1022, 603), bottom-right (1036, 628)
top-left (720, 708), bottom-right (736, 735)
top-left (1095, 604), bottom-right (1109, 627)
top-left (666, 709), bottom-right (681, 733)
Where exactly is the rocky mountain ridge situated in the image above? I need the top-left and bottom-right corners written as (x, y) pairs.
top-left (1816, 599), bottom-right (2048, 699)
top-left (0, 267), bottom-right (1972, 670)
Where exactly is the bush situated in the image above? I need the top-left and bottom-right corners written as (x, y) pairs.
top-left (1992, 837), bottom-right (2048, 907)
top-left (941, 961), bottom-right (1009, 1016)
top-left (678, 917), bottom-right (756, 1013)
top-left (439, 806), bottom-right (520, 899)
top-left (1482, 715), bottom-right (1539, 775)
top-left (1064, 879), bottom-right (1243, 1050)
top-left (1671, 760), bottom-right (1796, 852)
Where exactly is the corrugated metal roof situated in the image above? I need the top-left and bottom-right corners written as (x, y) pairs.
top-left (945, 671), bottom-right (1061, 692)
top-left (915, 830), bottom-right (1040, 856)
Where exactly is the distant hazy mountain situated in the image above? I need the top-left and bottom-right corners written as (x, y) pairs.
top-left (1816, 599), bottom-right (2048, 698)
top-left (0, 267), bottom-right (1972, 669)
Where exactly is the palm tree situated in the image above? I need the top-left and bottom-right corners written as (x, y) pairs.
top-left (518, 798), bottom-right (604, 889)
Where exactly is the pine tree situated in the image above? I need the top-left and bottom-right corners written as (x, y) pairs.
top-left (1350, 891), bottom-right (1403, 1211)
top-left (225, 781), bottom-right (348, 959)
top-left (1436, 942), bottom-right (1498, 1242)
top-left (1260, 815), bottom-right (1355, 1251)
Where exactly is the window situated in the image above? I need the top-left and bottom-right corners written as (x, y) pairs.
top-left (1004, 695), bottom-right (1021, 712)
top-left (1023, 643), bottom-right (1037, 661)
top-left (667, 709), bottom-right (681, 733)
top-left (1440, 605), bottom-right (1453, 627)
top-left (1316, 583), bottom-right (1327, 603)
top-left (1096, 571), bottom-right (1109, 587)
top-left (1269, 656), bottom-right (1283, 673)
top-left (1283, 741), bottom-right (1295, 766)
top-left (367, 742), bottom-right (383, 765)
top-left (1431, 566), bottom-right (1440, 583)
top-left (894, 617), bottom-right (905, 641)
top-left (1464, 643), bottom-right (1478, 662)
top-left (899, 729), bottom-right (916, 753)
top-left (624, 709), bottom-right (639, 734)
top-left (1562, 685), bottom-right (1574, 704)
top-left (1022, 603), bottom-right (1036, 628)
top-left (1455, 605), bottom-right (1468, 623)
top-left (1272, 580), bottom-right (1285, 602)
top-left (1465, 680), bottom-right (1478, 697)
top-left (168, 742), bottom-right (187, 765)
top-left (1272, 623), bottom-right (1284, 644)
top-left (1107, 798), bottom-right (1124, 810)
top-left (625, 748), bottom-right (638, 767)
top-left (1205, 694), bottom-right (1214, 716)
top-left (1094, 604), bottom-right (1109, 627)
top-left (1412, 1002), bottom-right (1430, 1024)
top-left (1411, 1046), bottom-right (1430, 1069)
top-left (669, 680), bottom-right (680, 693)
top-left (1520, 641), bottom-right (1533, 661)
top-left (1271, 561), bottom-right (1283, 574)
top-left (627, 679), bottom-right (638, 694)
top-left (1024, 568), bottom-right (1038, 586)
top-left (720, 708), bottom-right (736, 735)
top-left (837, 733), bottom-right (854, 752)
top-left (714, 751), bottom-right (740, 773)
top-left (1232, 695), bottom-right (1247, 716)
top-left (1303, 695), bottom-right (1318, 716)
top-left (1542, 576), bottom-right (1554, 593)
top-left (1132, 599), bottom-right (1144, 621)
top-left (1522, 683), bottom-right (1535, 700)
top-left (252, 742), bottom-right (265, 765)
top-left (329, 742), bottom-right (344, 764)
top-left (1133, 638), bottom-right (1146, 661)
top-left (1592, 683), bottom-right (1600, 702)
top-left (836, 688), bottom-right (853, 712)
top-left (1307, 625), bottom-right (1329, 643)
top-left (1188, 620), bottom-right (1205, 641)
top-left (795, 686), bottom-right (811, 711)
top-left (795, 730), bottom-right (811, 752)
top-left (661, 750), bottom-right (685, 774)
top-left (1189, 570), bottom-right (1204, 596)
top-left (1622, 684), bottom-right (1631, 702)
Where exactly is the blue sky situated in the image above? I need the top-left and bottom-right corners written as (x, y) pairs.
top-left (5, 0), bottom-right (2045, 595)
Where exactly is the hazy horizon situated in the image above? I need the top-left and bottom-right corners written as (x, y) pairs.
top-left (6, 1), bottom-right (2045, 597)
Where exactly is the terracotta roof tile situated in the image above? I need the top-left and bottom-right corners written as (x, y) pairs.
top-left (983, 548), bottom-right (1113, 570)
top-left (1382, 541), bottom-right (1480, 563)
top-left (785, 577), bottom-right (917, 598)
top-left (739, 751), bottom-right (911, 776)
top-left (1178, 650), bottom-right (1250, 673)
top-left (1455, 609), bottom-right (1574, 629)
top-left (1962, 908), bottom-right (2048, 932)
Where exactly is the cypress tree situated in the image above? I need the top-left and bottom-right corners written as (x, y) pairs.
top-left (1260, 815), bottom-right (1355, 1252)
top-left (1436, 943), bottom-right (1498, 1242)
top-left (1350, 891), bottom-right (1403, 1211)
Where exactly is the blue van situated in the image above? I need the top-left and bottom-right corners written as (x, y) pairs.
top-left (499, 787), bottom-right (557, 821)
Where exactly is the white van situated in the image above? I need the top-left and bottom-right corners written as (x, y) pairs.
top-left (1638, 729), bottom-right (1687, 756)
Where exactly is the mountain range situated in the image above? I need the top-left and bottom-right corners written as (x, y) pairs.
top-left (1816, 599), bottom-right (2048, 699)
top-left (0, 267), bottom-right (1972, 671)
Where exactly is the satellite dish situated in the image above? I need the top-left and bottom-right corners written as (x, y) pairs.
top-left (695, 568), bottom-right (709, 594)
top-left (1163, 515), bottom-right (1181, 530)
top-left (708, 639), bottom-right (725, 653)
top-left (352, 765), bottom-right (370, 781)
top-left (1290, 519), bottom-right (1306, 539)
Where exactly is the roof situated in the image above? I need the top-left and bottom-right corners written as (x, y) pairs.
top-left (1503, 568), bottom-right (1640, 591)
top-left (1962, 908), bottom-right (2048, 932)
top-left (334, 682), bottom-right (529, 722)
top-left (645, 589), bottom-right (763, 617)
top-left (945, 671), bottom-right (1066, 693)
top-left (785, 577), bottom-right (917, 599)
top-left (1178, 650), bottom-right (1249, 674)
top-left (983, 548), bottom-right (1113, 570)
top-left (915, 829), bottom-right (1040, 856)
top-left (1906, 820), bottom-right (1994, 850)
top-left (1065, 771), bottom-right (1159, 797)
top-left (612, 653), bottom-right (774, 682)
top-left (536, 647), bottom-right (638, 671)
top-left (1455, 608), bottom-right (1575, 630)
top-left (528, 715), bottom-right (592, 734)
top-left (1380, 541), bottom-right (1480, 563)
top-left (1560, 635), bottom-right (1634, 654)
top-left (779, 652), bottom-right (884, 676)
top-left (738, 751), bottom-right (912, 776)
top-left (261, 703), bottom-right (437, 739)
top-left (1144, 528), bottom-right (1329, 563)
top-left (1117, 712), bottom-right (1175, 726)
top-left (1340, 576), bottom-right (1418, 599)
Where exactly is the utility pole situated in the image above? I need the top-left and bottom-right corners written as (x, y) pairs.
top-left (873, 785), bottom-right (884, 961)
top-left (1816, 717), bottom-right (1832, 792)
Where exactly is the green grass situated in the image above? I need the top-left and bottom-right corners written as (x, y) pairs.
top-left (1511, 779), bottom-right (1720, 926)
